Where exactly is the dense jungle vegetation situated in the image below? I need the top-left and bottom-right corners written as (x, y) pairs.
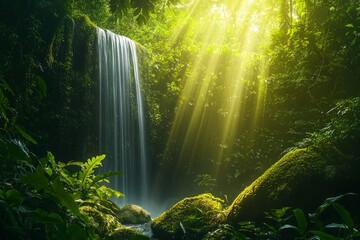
top-left (1, 0), bottom-right (359, 239)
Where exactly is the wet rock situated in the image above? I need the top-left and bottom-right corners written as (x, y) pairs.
top-left (118, 204), bottom-right (151, 224)
top-left (152, 193), bottom-right (224, 240)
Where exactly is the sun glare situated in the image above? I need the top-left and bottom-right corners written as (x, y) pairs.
top-left (161, 0), bottom-right (281, 183)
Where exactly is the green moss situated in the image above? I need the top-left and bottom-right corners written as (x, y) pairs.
top-left (80, 202), bottom-right (151, 239)
top-left (80, 205), bottom-right (122, 236)
top-left (111, 227), bottom-right (150, 240)
top-left (46, 13), bottom-right (99, 161)
top-left (118, 204), bottom-right (151, 224)
top-left (226, 148), bottom-right (328, 223)
top-left (152, 193), bottom-right (224, 239)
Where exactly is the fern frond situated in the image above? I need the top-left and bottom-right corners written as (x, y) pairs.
top-left (92, 171), bottom-right (123, 187)
top-left (79, 155), bottom-right (106, 186)
top-left (64, 161), bottom-right (83, 168)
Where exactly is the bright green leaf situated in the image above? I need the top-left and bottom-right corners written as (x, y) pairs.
top-left (79, 155), bottom-right (106, 185)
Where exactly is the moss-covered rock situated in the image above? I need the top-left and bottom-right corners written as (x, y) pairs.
top-left (80, 200), bottom-right (151, 239)
top-left (111, 227), bottom-right (150, 240)
top-left (80, 204), bottom-right (122, 236)
top-left (118, 204), bottom-right (151, 224)
top-left (225, 148), bottom-right (360, 224)
top-left (151, 193), bottom-right (224, 240)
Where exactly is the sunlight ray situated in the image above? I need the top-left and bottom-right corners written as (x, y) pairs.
top-left (162, 0), bottom-right (282, 186)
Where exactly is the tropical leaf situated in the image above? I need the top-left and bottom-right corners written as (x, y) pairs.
top-left (91, 171), bottom-right (123, 187)
top-left (332, 202), bottom-right (354, 229)
top-left (50, 178), bottom-right (80, 216)
top-left (21, 169), bottom-right (49, 191)
top-left (65, 161), bottom-right (84, 168)
top-left (279, 224), bottom-right (299, 232)
top-left (316, 193), bottom-right (357, 216)
top-left (79, 155), bottom-right (106, 186)
top-left (294, 208), bottom-right (307, 234)
top-left (96, 185), bottom-right (123, 199)
top-left (310, 231), bottom-right (342, 240)
top-left (15, 125), bottom-right (37, 144)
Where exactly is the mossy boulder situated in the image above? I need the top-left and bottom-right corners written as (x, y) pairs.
top-left (151, 193), bottom-right (224, 240)
top-left (80, 200), bottom-right (151, 239)
top-left (111, 227), bottom-right (150, 240)
top-left (226, 148), bottom-right (360, 224)
top-left (118, 204), bottom-right (151, 224)
top-left (80, 201), bottom-right (122, 236)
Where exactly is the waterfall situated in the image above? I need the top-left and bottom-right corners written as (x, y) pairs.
top-left (97, 28), bottom-right (148, 207)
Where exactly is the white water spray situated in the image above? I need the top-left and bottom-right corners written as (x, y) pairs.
top-left (97, 28), bottom-right (148, 207)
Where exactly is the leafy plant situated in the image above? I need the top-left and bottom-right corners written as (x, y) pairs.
top-left (0, 135), bottom-right (124, 239)
top-left (263, 207), bottom-right (292, 239)
top-left (218, 193), bottom-right (359, 240)
top-left (278, 193), bottom-right (360, 239)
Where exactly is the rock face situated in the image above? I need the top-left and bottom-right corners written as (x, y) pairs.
top-left (80, 200), bottom-right (150, 239)
top-left (152, 193), bottom-right (224, 240)
top-left (225, 148), bottom-right (360, 224)
top-left (118, 204), bottom-right (151, 224)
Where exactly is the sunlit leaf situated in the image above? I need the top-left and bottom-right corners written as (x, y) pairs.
top-left (92, 171), bottom-right (123, 186)
top-left (79, 155), bottom-right (106, 185)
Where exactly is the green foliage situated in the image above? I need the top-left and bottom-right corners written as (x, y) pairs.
top-left (68, 0), bottom-right (111, 26)
top-left (0, 135), bottom-right (123, 239)
top-left (212, 193), bottom-right (359, 240)
top-left (298, 97), bottom-right (360, 156)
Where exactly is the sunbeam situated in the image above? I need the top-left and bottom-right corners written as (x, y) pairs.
top-left (161, 0), bottom-right (281, 183)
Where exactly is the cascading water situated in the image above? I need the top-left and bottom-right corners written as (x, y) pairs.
top-left (97, 28), bottom-right (148, 207)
